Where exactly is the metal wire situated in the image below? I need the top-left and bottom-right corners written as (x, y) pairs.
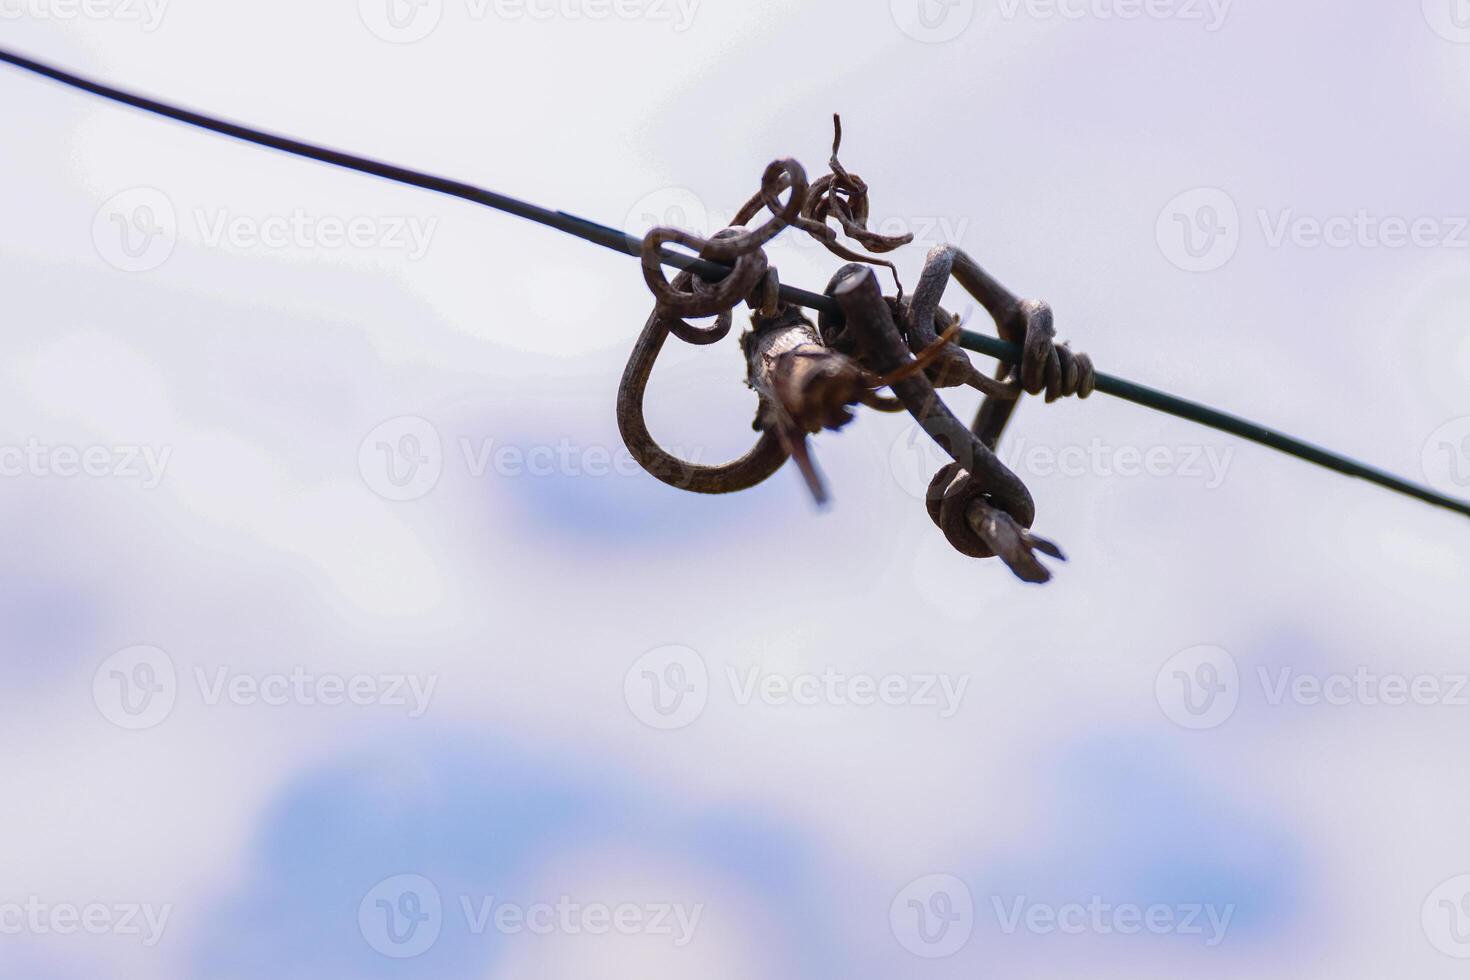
top-left (3, 45), bottom-right (1467, 520)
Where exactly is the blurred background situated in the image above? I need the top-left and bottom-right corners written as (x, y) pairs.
top-left (1, 1), bottom-right (1468, 976)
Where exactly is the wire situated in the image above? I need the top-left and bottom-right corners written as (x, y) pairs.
top-left (3, 45), bottom-right (1468, 520)
top-left (0, 47), bottom-right (761, 298)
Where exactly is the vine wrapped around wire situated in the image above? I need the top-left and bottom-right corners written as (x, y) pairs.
top-left (616, 117), bottom-right (1094, 583)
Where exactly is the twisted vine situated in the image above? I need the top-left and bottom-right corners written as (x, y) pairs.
top-left (617, 117), bottom-right (1095, 583)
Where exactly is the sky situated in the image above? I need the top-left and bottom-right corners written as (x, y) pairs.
top-left (1, 1), bottom-right (1469, 977)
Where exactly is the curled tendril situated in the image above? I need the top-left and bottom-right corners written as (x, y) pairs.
top-left (802, 115), bottom-right (914, 256)
top-left (640, 118), bottom-right (912, 334)
top-left (639, 226), bottom-right (769, 342)
top-left (621, 119), bottom-right (1097, 582)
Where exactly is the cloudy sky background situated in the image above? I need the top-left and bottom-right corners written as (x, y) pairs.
top-left (2, 0), bottom-right (1469, 976)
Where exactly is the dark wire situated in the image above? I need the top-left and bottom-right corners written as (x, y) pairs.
top-left (3, 45), bottom-right (1467, 520)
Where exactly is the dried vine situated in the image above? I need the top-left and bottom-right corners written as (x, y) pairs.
top-left (616, 117), bottom-right (1095, 583)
